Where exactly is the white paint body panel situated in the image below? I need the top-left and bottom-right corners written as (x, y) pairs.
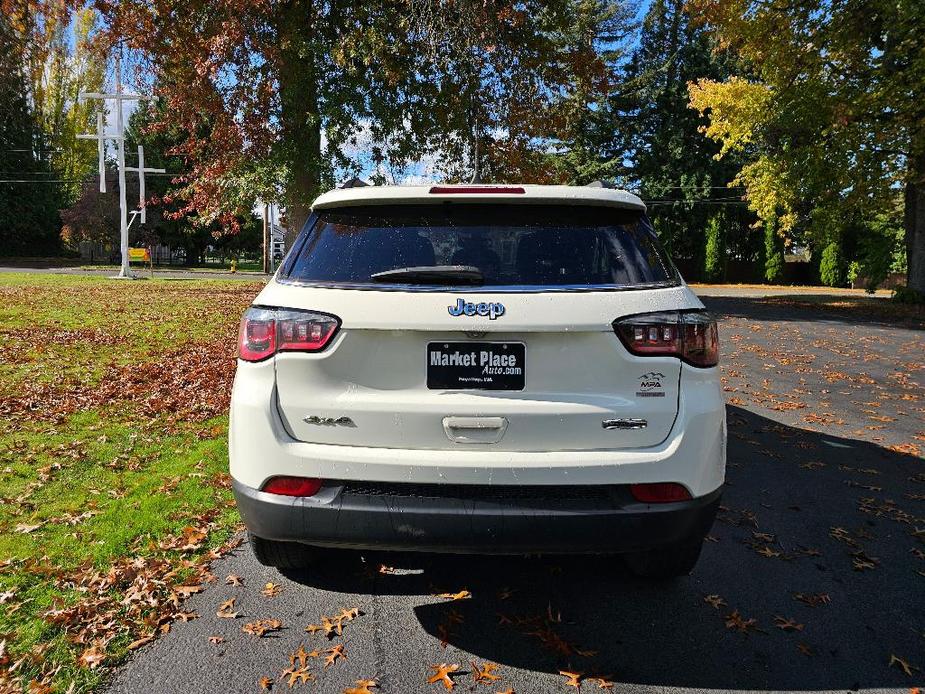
top-left (229, 185), bottom-right (726, 498)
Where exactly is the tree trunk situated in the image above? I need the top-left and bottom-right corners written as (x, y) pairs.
top-left (904, 151), bottom-right (925, 294)
top-left (277, 0), bottom-right (323, 249)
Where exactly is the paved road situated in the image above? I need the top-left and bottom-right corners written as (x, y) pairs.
top-left (108, 296), bottom-right (924, 694)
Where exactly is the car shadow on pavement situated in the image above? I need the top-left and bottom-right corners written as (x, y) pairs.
top-left (282, 405), bottom-right (924, 690)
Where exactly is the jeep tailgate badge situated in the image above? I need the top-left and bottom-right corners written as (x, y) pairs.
top-left (448, 298), bottom-right (505, 320)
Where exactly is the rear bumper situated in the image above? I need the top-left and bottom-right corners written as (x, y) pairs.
top-left (232, 479), bottom-right (722, 555)
top-left (229, 360), bottom-right (727, 497)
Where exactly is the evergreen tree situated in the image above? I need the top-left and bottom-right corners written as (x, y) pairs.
top-left (764, 218), bottom-right (784, 283)
top-left (819, 241), bottom-right (845, 287)
top-left (0, 14), bottom-right (62, 255)
top-left (704, 213), bottom-right (725, 282)
top-left (599, 0), bottom-right (748, 270)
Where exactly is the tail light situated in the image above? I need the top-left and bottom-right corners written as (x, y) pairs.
top-left (262, 476), bottom-right (323, 497)
top-left (238, 307), bottom-right (340, 362)
top-left (613, 311), bottom-right (718, 367)
top-left (630, 482), bottom-right (692, 503)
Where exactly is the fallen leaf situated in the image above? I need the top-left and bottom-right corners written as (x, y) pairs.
top-left (428, 663), bottom-right (461, 690)
top-left (281, 665), bottom-right (315, 687)
top-left (216, 597), bottom-right (238, 618)
top-left (724, 610), bottom-right (759, 634)
top-left (290, 645), bottom-right (313, 669)
top-left (226, 574), bottom-right (244, 586)
top-left (173, 585), bottom-right (202, 598)
top-left (324, 644), bottom-right (347, 668)
top-left (259, 676), bottom-right (273, 690)
top-left (794, 592), bottom-right (830, 608)
top-left (588, 677), bottom-right (615, 689)
top-left (209, 636), bottom-right (225, 644)
top-left (560, 670), bottom-right (583, 689)
top-left (890, 654), bottom-right (917, 677)
top-left (126, 634), bottom-right (154, 650)
top-left (305, 607), bottom-right (360, 638)
top-left (472, 661), bottom-right (501, 683)
top-left (436, 590), bottom-right (471, 601)
top-left (242, 618), bottom-right (283, 637)
top-left (338, 607), bottom-right (360, 621)
top-left (262, 582), bottom-right (281, 598)
top-left (797, 642), bottom-right (815, 657)
top-left (704, 594), bottom-right (726, 609)
top-left (773, 616), bottom-right (804, 632)
top-left (78, 645), bottom-right (105, 669)
top-left (344, 680), bottom-right (378, 694)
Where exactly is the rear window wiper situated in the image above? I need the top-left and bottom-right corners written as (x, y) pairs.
top-left (369, 265), bottom-right (484, 285)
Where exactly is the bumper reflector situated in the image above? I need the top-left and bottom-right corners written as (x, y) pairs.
top-left (261, 476), bottom-right (323, 497)
top-left (630, 482), bottom-right (692, 504)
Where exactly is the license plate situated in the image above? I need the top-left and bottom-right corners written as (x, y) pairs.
top-left (427, 342), bottom-right (525, 390)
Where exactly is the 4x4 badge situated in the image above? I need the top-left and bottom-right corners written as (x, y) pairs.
top-left (448, 298), bottom-right (505, 320)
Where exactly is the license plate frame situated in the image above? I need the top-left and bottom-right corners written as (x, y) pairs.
top-left (427, 341), bottom-right (526, 391)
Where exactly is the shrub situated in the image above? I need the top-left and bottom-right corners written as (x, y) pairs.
top-left (855, 212), bottom-right (905, 291)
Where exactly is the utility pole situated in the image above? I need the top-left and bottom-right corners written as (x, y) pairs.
top-left (77, 51), bottom-right (158, 279)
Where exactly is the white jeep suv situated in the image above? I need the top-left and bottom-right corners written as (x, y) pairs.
top-left (230, 184), bottom-right (725, 579)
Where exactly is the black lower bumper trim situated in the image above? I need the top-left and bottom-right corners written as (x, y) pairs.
top-left (232, 479), bottom-right (722, 555)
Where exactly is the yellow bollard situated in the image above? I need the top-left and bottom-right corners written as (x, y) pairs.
top-left (230, 259), bottom-right (238, 273)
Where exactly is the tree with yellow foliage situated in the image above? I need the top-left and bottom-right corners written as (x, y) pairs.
top-left (687, 0), bottom-right (925, 294)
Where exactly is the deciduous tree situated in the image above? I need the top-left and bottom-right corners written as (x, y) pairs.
top-left (99, 0), bottom-right (628, 239)
top-left (687, 0), bottom-right (925, 293)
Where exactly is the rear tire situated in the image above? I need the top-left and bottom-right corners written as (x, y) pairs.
top-left (624, 539), bottom-right (704, 580)
top-left (249, 534), bottom-right (315, 569)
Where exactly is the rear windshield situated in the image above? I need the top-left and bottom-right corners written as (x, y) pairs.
top-left (281, 203), bottom-right (679, 289)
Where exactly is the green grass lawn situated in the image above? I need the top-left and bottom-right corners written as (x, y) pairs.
top-left (0, 273), bottom-right (263, 692)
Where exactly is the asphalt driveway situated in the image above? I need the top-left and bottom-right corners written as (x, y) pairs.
top-left (107, 295), bottom-right (925, 693)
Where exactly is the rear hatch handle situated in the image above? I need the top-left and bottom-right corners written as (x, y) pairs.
top-left (443, 416), bottom-right (508, 444)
